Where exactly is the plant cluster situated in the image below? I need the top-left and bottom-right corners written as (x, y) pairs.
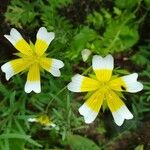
top-left (0, 0), bottom-right (150, 149)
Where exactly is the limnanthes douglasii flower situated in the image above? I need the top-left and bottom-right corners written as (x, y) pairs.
top-left (67, 55), bottom-right (143, 126)
top-left (1, 27), bottom-right (64, 93)
top-left (28, 114), bottom-right (56, 127)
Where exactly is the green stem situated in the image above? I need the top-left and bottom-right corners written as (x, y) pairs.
top-left (45, 86), bottom-right (67, 113)
top-left (45, 66), bottom-right (92, 113)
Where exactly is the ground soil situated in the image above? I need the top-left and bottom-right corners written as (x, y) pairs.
top-left (107, 121), bottom-right (150, 150)
top-left (0, 0), bottom-right (13, 60)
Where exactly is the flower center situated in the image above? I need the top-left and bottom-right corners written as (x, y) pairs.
top-left (98, 81), bottom-right (110, 92)
top-left (32, 54), bottom-right (41, 63)
top-left (24, 52), bottom-right (43, 66)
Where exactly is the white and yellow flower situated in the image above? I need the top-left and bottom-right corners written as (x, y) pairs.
top-left (67, 55), bottom-right (143, 126)
top-left (28, 114), bottom-right (56, 127)
top-left (1, 27), bottom-right (64, 93)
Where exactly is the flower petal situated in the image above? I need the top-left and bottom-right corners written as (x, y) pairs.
top-left (1, 58), bottom-right (30, 80)
top-left (92, 55), bottom-right (114, 81)
top-left (4, 28), bottom-right (32, 55)
top-left (35, 27), bottom-right (55, 56)
top-left (112, 105), bottom-right (133, 126)
top-left (81, 49), bottom-right (91, 62)
top-left (106, 91), bottom-right (133, 126)
top-left (40, 57), bottom-right (64, 77)
top-left (25, 63), bottom-right (41, 93)
top-left (67, 74), bottom-right (100, 92)
top-left (79, 91), bottom-right (104, 123)
top-left (79, 104), bottom-right (98, 124)
top-left (109, 73), bottom-right (143, 93)
top-left (121, 73), bottom-right (143, 93)
top-left (28, 118), bottom-right (37, 122)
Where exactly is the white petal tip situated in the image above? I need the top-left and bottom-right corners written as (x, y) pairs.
top-left (79, 104), bottom-right (97, 124)
top-left (50, 69), bottom-right (61, 77)
top-left (131, 82), bottom-right (144, 93)
top-left (106, 54), bottom-right (113, 59)
top-left (92, 54), bottom-right (114, 70)
top-left (25, 81), bottom-right (41, 93)
top-left (112, 105), bottom-right (133, 126)
top-left (37, 27), bottom-right (55, 44)
top-left (67, 82), bottom-right (79, 92)
top-left (49, 32), bottom-right (55, 40)
top-left (10, 28), bottom-right (22, 39)
top-left (52, 59), bottom-right (64, 68)
top-left (28, 118), bottom-right (37, 122)
top-left (4, 28), bottom-right (22, 45)
top-left (49, 59), bottom-right (64, 77)
top-left (67, 83), bottom-right (73, 91)
top-left (1, 63), bottom-right (14, 80)
top-left (84, 118), bottom-right (93, 124)
top-left (122, 73), bottom-right (144, 93)
top-left (50, 123), bottom-right (56, 127)
top-left (67, 74), bottom-right (83, 92)
top-left (4, 35), bottom-right (11, 40)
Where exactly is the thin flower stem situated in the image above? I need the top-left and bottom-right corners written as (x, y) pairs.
top-left (72, 125), bottom-right (89, 131)
top-left (45, 66), bottom-right (92, 113)
top-left (45, 86), bottom-right (67, 113)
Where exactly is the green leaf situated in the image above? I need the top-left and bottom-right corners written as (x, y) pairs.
top-left (9, 139), bottom-right (25, 150)
top-left (86, 11), bottom-right (104, 29)
top-left (68, 27), bottom-right (98, 59)
top-left (5, 0), bottom-right (38, 28)
top-left (144, 0), bottom-right (150, 9)
top-left (0, 82), bottom-right (11, 98)
top-left (115, 0), bottom-right (140, 9)
top-left (66, 134), bottom-right (100, 150)
top-left (113, 7), bottom-right (122, 16)
top-left (0, 133), bottom-right (42, 148)
top-left (134, 144), bottom-right (144, 150)
top-left (131, 47), bottom-right (150, 66)
top-left (113, 68), bottom-right (130, 75)
top-left (99, 18), bottom-right (139, 54)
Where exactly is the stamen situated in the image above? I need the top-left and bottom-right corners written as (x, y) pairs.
top-left (121, 86), bottom-right (126, 90)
